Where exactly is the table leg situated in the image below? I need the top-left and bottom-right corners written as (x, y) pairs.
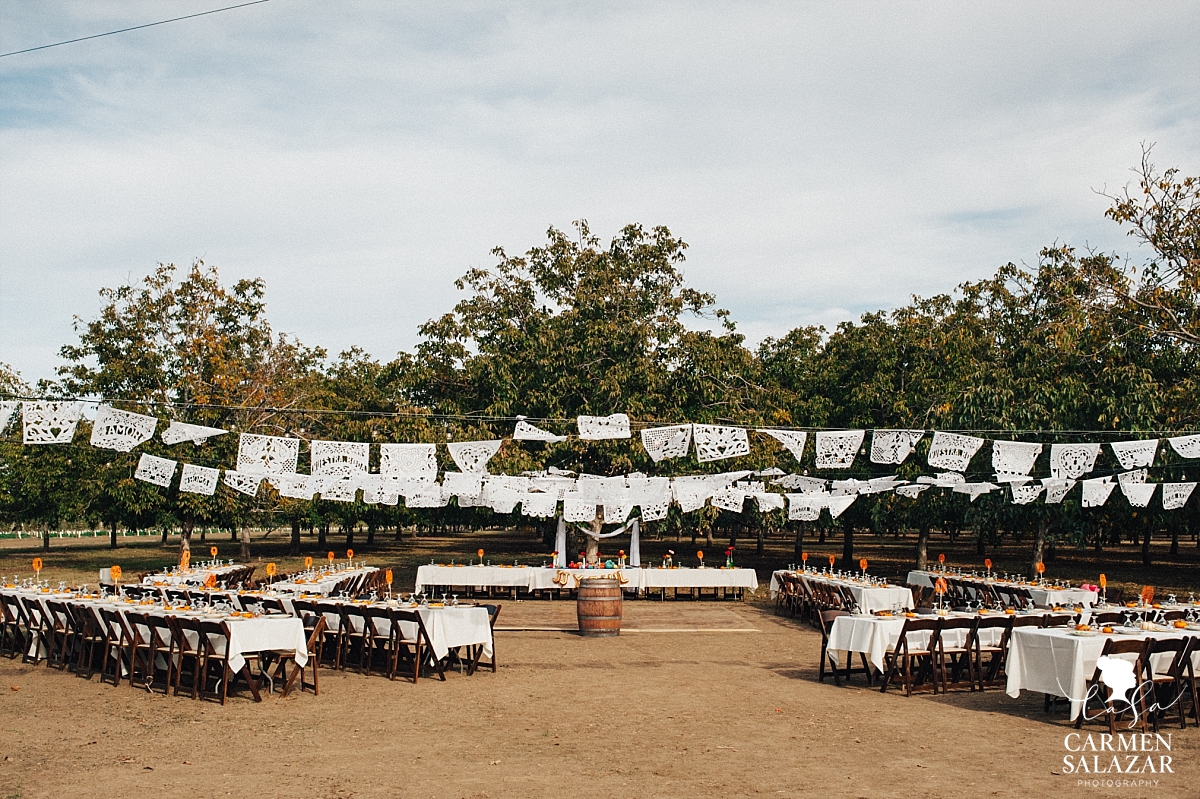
top-left (240, 663), bottom-right (262, 702)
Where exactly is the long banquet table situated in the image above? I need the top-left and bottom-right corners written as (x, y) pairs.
top-left (413, 564), bottom-right (758, 596)
top-left (142, 563), bottom-right (245, 587)
top-left (272, 566), bottom-right (380, 596)
top-left (1004, 625), bottom-right (1200, 720)
top-left (826, 610), bottom-right (1016, 674)
top-left (770, 570), bottom-right (914, 614)
top-left (905, 570), bottom-right (1098, 607)
top-left (2, 587), bottom-right (308, 690)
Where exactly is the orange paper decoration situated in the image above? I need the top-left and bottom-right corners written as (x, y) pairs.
top-left (477, 549), bottom-right (485, 558)
top-left (801, 552), bottom-right (808, 563)
top-left (31, 557), bottom-right (42, 573)
top-left (204, 573), bottom-right (217, 589)
top-left (859, 558), bottom-right (868, 571)
top-left (385, 569), bottom-right (393, 585)
top-left (1141, 585), bottom-right (1155, 605)
top-left (934, 576), bottom-right (948, 595)
top-left (327, 551), bottom-right (335, 562)
top-left (210, 546), bottom-right (218, 558)
top-left (1036, 562), bottom-right (1045, 574)
top-left (109, 565), bottom-right (122, 582)
top-left (938, 553), bottom-right (946, 564)
top-left (984, 558), bottom-right (992, 570)
top-left (346, 549), bottom-right (354, 560)
top-left (1099, 573), bottom-right (1107, 589)
top-left (696, 550), bottom-right (704, 560)
top-left (828, 554), bottom-right (836, 566)
top-left (265, 562), bottom-right (277, 577)
top-left (304, 556), bottom-right (313, 568)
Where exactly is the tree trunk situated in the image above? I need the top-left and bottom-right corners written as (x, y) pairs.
top-left (916, 523), bottom-right (930, 570)
top-left (180, 519), bottom-right (193, 561)
top-left (840, 519), bottom-right (853, 567)
top-left (975, 529), bottom-right (986, 556)
top-left (756, 524), bottom-right (764, 557)
top-left (367, 523), bottom-right (376, 546)
top-left (1169, 517), bottom-right (1179, 556)
top-left (1030, 518), bottom-right (1049, 576)
top-left (792, 522), bottom-right (804, 563)
top-left (345, 525), bottom-right (354, 550)
top-left (1141, 518), bottom-right (1152, 567)
top-left (396, 522), bottom-right (404, 542)
top-left (42, 525), bottom-right (50, 551)
top-left (585, 510), bottom-right (601, 564)
top-left (318, 522), bottom-right (327, 547)
top-left (818, 524), bottom-right (826, 544)
top-left (239, 526), bottom-right (251, 562)
top-left (160, 526), bottom-right (169, 546)
top-left (289, 518), bottom-right (301, 556)
top-left (109, 520), bottom-right (118, 549)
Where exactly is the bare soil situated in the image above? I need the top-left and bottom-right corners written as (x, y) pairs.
top-left (2, 600), bottom-right (1197, 799)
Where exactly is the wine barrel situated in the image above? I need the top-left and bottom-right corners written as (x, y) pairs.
top-left (577, 577), bottom-right (622, 637)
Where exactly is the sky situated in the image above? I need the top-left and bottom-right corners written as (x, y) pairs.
top-left (2, 1), bottom-right (1198, 385)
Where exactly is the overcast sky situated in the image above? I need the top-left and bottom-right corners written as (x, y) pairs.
top-left (2, 1), bottom-right (1198, 385)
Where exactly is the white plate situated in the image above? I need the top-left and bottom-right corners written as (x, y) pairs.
top-left (1069, 629), bottom-right (1100, 637)
top-left (1115, 627), bottom-right (1142, 635)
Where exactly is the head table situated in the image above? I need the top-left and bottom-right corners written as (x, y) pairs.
top-left (413, 564), bottom-right (758, 596)
top-left (272, 566), bottom-right (380, 596)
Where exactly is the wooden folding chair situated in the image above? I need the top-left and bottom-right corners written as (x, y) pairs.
top-left (69, 603), bottom-right (105, 678)
top-left (144, 614), bottom-right (177, 693)
top-left (42, 600), bottom-right (73, 670)
top-left (934, 617), bottom-right (976, 692)
top-left (467, 604), bottom-right (501, 675)
top-left (98, 607), bottom-right (131, 686)
top-left (122, 611), bottom-right (156, 691)
top-left (166, 615), bottom-right (204, 699)
top-left (393, 608), bottom-right (445, 683)
top-left (19, 597), bottom-right (48, 665)
top-left (337, 605), bottom-right (372, 673)
top-left (272, 616), bottom-right (327, 697)
top-left (1145, 636), bottom-right (1198, 731)
top-left (0, 595), bottom-right (28, 659)
top-left (879, 618), bottom-right (940, 696)
top-left (972, 615), bottom-right (1015, 690)
top-left (1076, 637), bottom-right (1149, 734)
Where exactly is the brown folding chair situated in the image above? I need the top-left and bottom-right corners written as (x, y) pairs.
top-left (393, 608), bottom-right (444, 683)
top-left (144, 614), bottom-right (177, 693)
top-left (880, 617), bottom-right (940, 696)
top-left (337, 605), bottom-right (372, 673)
top-left (98, 607), bottom-right (131, 686)
top-left (934, 617), bottom-right (976, 692)
top-left (166, 615), bottom-right (204, 698)
top-left (1075, 637), bottom-right (1149, 734)
top-left (43, 600), bottom-right (73, 670)
top-left (362, 607), bottom-right (400, 679)
top-left (1144, 636), bottom-right (1199, 731)
top-left (122, 611), bottom-right (156, 691)
top-left (69, 604), bottom-right (105, 678)
top-left (972, 616), bottom-right (1015, 690)
top-left (272, 616), bottom-right (327, 697)
top-left (0, 595), bottom-right (28, 658)
top-left (467, 604), bottom-right (501, 675)
top-left (19, 597), bottom-right (48, 665)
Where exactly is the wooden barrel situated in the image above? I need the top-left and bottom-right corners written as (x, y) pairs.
top-left (577, 577), bottom-right (622, 637)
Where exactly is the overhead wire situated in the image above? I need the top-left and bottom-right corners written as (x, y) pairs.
top-left (0, 1), bottom-right (272, 59)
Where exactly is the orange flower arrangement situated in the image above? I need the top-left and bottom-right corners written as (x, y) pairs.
top-left (265, 562), bottom-right (277, 578)
top-left (210, 546), bottom-right (218, 558)
top-left (984, 558), bottom-right (992, 570)
top-left (801, 552), bottom-right (808, 564)
top-left (347, 549), bottom-right (354, 560)
top-left (828, 554), bottom-right (836, 567)
top-left (934, 576), bottom-right (948, 595)
top-left (304, 556), bottom-right (313, 568)
top-left (110, 565), bottom-right (122, 583)
top-left (385, 569), bottom-right (393, 585)
top-left (1141, 585), bottom-right (1155, 605)
top-left (327, 551), bottom-right (335, 563)
top-left (204, 573), bottom-right (217, 589)
top-left (31, 557), bottom-right (42, 575)
top-left (859, 558), bottom-right (868, 571)
top-left (1036, 561), bottom-right (1045, 575)
top-left (938, 553), bottom-right (946, 565)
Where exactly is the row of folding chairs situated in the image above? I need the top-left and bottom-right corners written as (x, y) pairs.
top-left (288, 599), bottom-right (500, 683)
top-left (774, 573), bottom-right (857, 624)
top-left (0, 593), bottom-right (321, 704)
top-left (1074, 635), bottom-right (1200, 734)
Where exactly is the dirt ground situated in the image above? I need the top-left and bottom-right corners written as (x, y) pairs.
top-left (3, 600), bottom-right (1197, 799)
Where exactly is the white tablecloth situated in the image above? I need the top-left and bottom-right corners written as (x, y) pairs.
top-left (142, 564), bottom-right (244, 587)
top-left (415, 565), bottom-right (758, 594)
top-left (294, 598), bottom-right (493, 663)
top-left (273, 567), bottom-right (379, 596)
top-left (1004, 627), bottom-right (1194, 720)
top-left (906, 570), bottom-right (1097, 608)
top-left (3, 590), bottom-right (308, 675)
top-left (827, 612), bottom-right (1008, 674)
top-left (771, 571), bottom-right (913, 614)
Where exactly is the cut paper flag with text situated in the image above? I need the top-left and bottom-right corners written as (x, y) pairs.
top-left (89, 405), bottom-right (157, 452)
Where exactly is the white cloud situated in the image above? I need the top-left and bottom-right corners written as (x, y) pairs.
top-left (1, 1), bottom-right (1198, 382)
